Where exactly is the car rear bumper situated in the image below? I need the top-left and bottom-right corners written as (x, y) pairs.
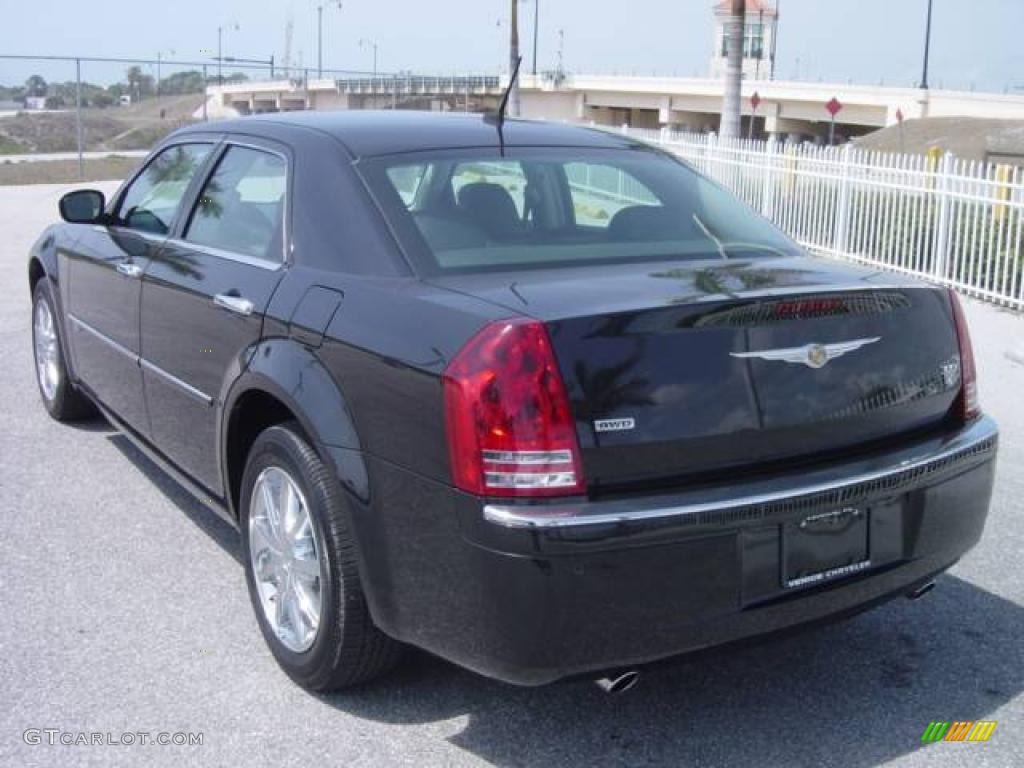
top-left (355, 416), bottom-right (998, 686)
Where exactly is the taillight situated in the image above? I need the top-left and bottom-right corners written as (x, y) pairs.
top-left (948, 289), bottom-right (980, 421)
top-left (443, 318), bottom-right (585, 497)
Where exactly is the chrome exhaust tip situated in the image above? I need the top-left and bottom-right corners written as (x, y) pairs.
top-left (595, 670), bottom-right (640, 694)
top-left (907, 581), bottom-right (936, 600)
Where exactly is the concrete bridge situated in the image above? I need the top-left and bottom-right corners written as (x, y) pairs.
top-left (206, 72), bottom-right (1024, 144)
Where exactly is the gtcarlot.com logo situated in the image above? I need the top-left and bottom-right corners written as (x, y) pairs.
top-left (921, 721), bottom-right (997, 742)
top-left (23, 729), bottom-right (203, 747)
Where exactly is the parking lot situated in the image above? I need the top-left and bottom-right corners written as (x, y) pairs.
top-left (2, 181), bottom-right (1023, 768)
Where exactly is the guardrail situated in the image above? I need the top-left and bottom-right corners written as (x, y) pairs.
top-left (621, 126), bottom-right (1024, 310)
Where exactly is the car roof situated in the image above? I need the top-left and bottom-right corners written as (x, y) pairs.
top-left (176, 110), bottom-right (644, 158)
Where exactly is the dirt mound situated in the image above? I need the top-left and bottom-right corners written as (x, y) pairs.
top-left (855, 117), bottom-right (1024, 164)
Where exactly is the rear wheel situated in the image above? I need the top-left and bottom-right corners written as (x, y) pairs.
top-left (240, 422), bottom-right (402, 690)
top-left (32, 279), bottom-right (95, 421)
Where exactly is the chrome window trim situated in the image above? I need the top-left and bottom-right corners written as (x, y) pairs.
top-left (92, 225), bottom-right (168, 245)
top-left (140, 358), bottom-right (214, 406)
top-left (164, 237), bottom-right (283, 271)
top-left (69, 314), bottom-right (137, 361)
top-left (483, 418), bottom-right (998, 530)
top-left (178, 140), bottom-right (290, 268)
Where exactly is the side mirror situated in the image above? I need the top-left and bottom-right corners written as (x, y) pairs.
top-left (59, 189), bottom-right (106, 224)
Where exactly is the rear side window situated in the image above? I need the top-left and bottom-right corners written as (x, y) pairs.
top-left (184, 145), bottom-right (287, 262)
top-left (118, 143), bottom-right (212, 235)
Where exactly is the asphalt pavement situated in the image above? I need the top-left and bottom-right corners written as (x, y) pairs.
top-left (1, 182), bottom-right (1022, 768)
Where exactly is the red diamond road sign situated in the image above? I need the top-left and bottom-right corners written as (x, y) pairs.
top-left (826, 97), bottom-right (843, 117)
top-left (750, 91), bottom-right (762, 111)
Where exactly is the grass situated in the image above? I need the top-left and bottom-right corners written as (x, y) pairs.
top-left (0, 156), bottom-right (140, 186)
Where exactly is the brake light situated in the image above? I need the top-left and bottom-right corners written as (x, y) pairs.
top-left (443, 318), bottom-right (585, 497)
top-left (948, 289), bottom-right (980, 421)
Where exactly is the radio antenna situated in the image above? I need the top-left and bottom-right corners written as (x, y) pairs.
top-left (496, 55), bottom-right (523, 127)
top-left (489, 55), bottom-right (523, 156)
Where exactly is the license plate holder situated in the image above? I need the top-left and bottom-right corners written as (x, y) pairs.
top-left (783, 506), bottom-right (870, 589)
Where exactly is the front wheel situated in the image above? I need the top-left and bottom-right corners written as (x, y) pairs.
top-left (31, 279), bottom-right (95, 421)
top-left (240, 422), bottom-right (402, 690)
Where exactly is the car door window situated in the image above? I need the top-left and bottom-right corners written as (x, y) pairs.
top-left (184, 145), bottom-right (287, 262)
top-left (117, 143), bottom-right (212, 235)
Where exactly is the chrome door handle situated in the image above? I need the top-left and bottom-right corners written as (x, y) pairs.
top-left (116, 261), bottom-right (143, 278)
top-left (214, 293), bottom-right (254, 316)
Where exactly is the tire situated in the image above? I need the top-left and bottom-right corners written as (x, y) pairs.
top-left (31, 279), bottom-right (95, 421)
top-left (240, 421), bottom-right (402, 691)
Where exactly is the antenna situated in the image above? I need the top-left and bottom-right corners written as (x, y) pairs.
top-left (496, 55), bottom-right (523, 127)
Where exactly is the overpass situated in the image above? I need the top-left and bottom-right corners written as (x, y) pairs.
top-left (205, 72), bottom-right (1024, 143)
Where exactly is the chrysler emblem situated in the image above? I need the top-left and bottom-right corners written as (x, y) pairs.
top-left (730, 337), bottom-right (881, 369)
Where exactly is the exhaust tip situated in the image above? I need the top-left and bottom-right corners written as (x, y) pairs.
top-left (907, 581), bottom-right (936, 601)
top-left (595, 670), bottom-right (640, 694)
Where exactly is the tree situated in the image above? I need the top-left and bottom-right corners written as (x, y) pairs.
top-left (158, 70), bottom-right (206, 95)
top-left (25, 74), bottom-right (47, 98)
top-left (125, 66), bottom-right (143, 103)
top-left (719, 0), bottom-right (746, 138)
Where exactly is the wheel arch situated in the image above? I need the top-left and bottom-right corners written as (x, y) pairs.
top-left (28, 256), bottom-right (46, 294)
top-left (220, 338), bottom-right (367, 519)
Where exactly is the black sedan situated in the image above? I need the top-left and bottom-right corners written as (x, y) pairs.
top-left (28, 111), bottom-right (998, 692)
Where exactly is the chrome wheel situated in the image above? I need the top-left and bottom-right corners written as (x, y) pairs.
top-left (248, 466), bottom-right (323, 653)
top-left (33, 298), bottom-right (60, 402)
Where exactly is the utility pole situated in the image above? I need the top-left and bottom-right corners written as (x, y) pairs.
top-left (532, 0), bottom-right (539, 76)
top-left (755, 9), bottom-right (763, 80)
top-left (919, 0), bottom-right (933, 89)
top-left (508, 0), bottom-right (521, 115)
top-left (720, 0), bottom-right (746, 138)
top-left (317, 6), bottom-right (323, 78)
top-left (770, 0), bottom-right (780, 80)
top-left (217, 22), bottom-right (239, 84)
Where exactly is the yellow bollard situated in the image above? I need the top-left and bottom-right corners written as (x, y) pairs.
top-left (993, 164), bottom-right (1011, 223)
top-left (926, 145), bottom-right (944, 189)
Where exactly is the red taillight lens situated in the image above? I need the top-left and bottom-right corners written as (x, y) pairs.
top-left (443, 318), bottom-right (585, 497)
top-left (948, 289), bottom-right (980, 421)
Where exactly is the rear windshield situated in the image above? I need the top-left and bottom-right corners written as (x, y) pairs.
top-left (361, 145), bottom-right (800, 275)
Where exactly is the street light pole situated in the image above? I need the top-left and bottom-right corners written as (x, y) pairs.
top-left (359, 39), bottom-right (379, 76)
top-left (919, 0), bottom-right (933, 89)
top-left (217, 26), bottom-right (222, 83)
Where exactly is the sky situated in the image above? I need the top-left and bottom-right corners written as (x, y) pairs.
top-left (1, 0), bottom-right (1022, 93)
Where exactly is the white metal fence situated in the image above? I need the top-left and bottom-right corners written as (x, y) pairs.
top-left (621, 127), bottom-right (1024, 311)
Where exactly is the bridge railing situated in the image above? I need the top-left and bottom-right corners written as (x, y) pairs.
top-left (616, 126), bottom-right (1024, 310)
top-left (335, 75), bottom-right (501, 94)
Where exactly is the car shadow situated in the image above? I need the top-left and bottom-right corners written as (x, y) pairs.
top-left (64, 412), bottom-right (121, 433)
top-left (106, 432), bottom-right (242, 565)
top-left (101, 431), bottom-right (1020, 766)
top-left (309, 574), bottom-right (1021, 767)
